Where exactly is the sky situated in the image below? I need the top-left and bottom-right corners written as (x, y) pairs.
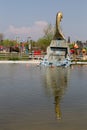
top-left (0, 0), bottom-right (87, 42)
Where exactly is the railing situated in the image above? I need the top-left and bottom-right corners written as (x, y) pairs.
top-left (0, 52), bottom-right (45, 60)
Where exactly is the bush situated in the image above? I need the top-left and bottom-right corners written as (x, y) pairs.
top-left (8, 57), bottom-right (20, 61)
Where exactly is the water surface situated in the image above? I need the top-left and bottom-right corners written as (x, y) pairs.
top-left (0, 64), bottom-right (87, 130)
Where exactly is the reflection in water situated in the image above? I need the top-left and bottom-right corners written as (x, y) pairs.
top-left (54, 92), bottom-right (62, 119)
top-left (44, 67), bottom-right (70, 119)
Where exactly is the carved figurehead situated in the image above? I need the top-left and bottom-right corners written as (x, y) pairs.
top-left (53, 11), bottom-right (65, 40)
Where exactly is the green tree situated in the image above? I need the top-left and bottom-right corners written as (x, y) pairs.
top-left (37, 38), bottom-right (50, 51)
top-left (69, 43), bottom-right (74, 49)
top-left (37, 23), bottom-right (54, 50)
top-left (1, 39), bottom-right (17, 47)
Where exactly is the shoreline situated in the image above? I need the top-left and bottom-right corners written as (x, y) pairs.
top-left (0, 60), bottom-right (41, 64)
top-left (71, 61), bottom-right (87, 65)
top-left (0, 60), bottom-right (87, 65)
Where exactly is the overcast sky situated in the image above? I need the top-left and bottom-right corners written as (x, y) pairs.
top-left (0, 0), bottom-right (87, 42)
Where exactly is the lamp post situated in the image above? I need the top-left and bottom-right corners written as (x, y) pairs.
top-left (27, 37), bottom-right (31, 52)
top-left (16, 36), bottom-right (21, 57)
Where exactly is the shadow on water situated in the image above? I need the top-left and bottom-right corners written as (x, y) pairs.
top-left (43, 67), bottom-right (70, 120)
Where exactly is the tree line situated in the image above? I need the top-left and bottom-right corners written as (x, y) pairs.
top-left (0, 24), bottom-right (54, 51)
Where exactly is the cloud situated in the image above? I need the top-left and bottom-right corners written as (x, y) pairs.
top-left (7, 25), bottom-right (31, 34)
top-left (5, 21), bottom-right (48, 41)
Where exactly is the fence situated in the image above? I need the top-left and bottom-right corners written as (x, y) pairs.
top-left (0, 52), bottom-right (44, 60)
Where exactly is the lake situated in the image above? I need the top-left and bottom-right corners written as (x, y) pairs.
top-left (0, 64), bottom-right (87, 130)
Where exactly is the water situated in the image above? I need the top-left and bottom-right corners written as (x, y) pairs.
top-left (0, 64), bottom-right (87, 130)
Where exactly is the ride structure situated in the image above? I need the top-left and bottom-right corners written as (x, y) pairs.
top-left (40, 11), bottom-right (71, 67)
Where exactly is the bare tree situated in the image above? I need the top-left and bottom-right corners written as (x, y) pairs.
top-left (0, 33), bottom-right (4, 42)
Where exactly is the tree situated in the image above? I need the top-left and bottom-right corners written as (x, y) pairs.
top-left (0, 39), bottom-right (17, 47)
top-left (37, 38), bottom-right (50, 51)
top-left (69, 43), bottom-right (74, 49)
top-left (0, 33), bottom-right (3, 42)
top-left (43, 23), bottom-right (54, 41)
top-left (37, 23), bottom-right (54, 50)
